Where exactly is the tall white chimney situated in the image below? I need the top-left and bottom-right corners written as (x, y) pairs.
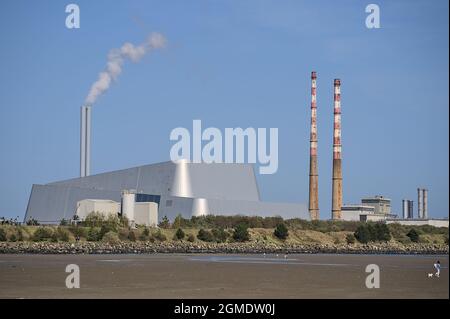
top-left (417, 188), bottom-right (423, 219)
top-left (422, 188), bottom-right (428, 219)
top-left (80, 105), bottom-right (91, 177)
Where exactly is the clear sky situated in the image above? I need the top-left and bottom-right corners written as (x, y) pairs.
top-left (0, 0), bottom-right (448, 220)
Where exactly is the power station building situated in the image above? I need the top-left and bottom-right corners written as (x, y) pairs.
top-left (24, 160), bottom-right (309, 224)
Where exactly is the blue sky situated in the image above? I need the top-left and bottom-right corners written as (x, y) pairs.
top-left (0, 0), bottom-right (448, 220)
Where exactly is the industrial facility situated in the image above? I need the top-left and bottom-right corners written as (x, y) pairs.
top-left (25, 159), bottom-right (309, 225)
top-left (341, 195), bottom-right (396, 222)
top-left (25, 71), bottom-right (333, 225)
top-left (387, 188), bottom-right (448, 227)
top-left (23, 72), bottom-right (447, 227)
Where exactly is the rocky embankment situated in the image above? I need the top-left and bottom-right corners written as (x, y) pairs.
top-left (0, 241), bottom-right (447, 255)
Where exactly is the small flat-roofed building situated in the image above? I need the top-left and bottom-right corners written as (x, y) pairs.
top-left (134, 202), bottom-right (158, 227)
top-left (75, 199), bottom-right (120, 220)
top-left (362, 195), bottom-right (391, 215)
top-left (341, 205), bottom-right (375, 221)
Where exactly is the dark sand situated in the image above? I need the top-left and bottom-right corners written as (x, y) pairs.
top-left (0, 254), bottom-right (447, 298)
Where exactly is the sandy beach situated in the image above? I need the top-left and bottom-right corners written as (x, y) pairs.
top-left (0, 253), bottom-right (447, 299)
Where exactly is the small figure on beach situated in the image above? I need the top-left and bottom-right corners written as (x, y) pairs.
top-left (434, 260), bottom-right (441, 278)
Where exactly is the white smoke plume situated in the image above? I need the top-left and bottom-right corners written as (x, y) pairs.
top-left (85, 32), bottom-right (167, 105)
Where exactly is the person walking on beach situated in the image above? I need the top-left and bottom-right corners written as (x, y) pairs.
top-left (434, 260), bottom-right (441, 278)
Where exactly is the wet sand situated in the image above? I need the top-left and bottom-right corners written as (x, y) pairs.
top-left (0, 254), bottom-right (447, 298)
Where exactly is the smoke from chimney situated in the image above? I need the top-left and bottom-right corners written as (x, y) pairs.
top-left (79, 33), bottom-right (166, 177)
top-left (85, 32), bottom-right (166, 105)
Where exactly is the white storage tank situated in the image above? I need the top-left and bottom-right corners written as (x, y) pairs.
top-left (402, 199), bottom-right (408, 219)
top-left (121, 190), bottom-right (135, 224)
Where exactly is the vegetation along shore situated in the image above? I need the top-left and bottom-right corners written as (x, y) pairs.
top-left (0, 214), bottom-right (448, 254)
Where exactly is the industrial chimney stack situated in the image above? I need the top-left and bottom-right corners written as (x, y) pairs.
top-left (422, 188), bottom-right (428, 219)
top-left (331, 79), bottom-right (342, 220)
top-left (417, 188), bottom-right (423, 219)
top-left (308, 71), bottom-right (319, 220)
top-left (417, 188), bottom-right (428, 219)
top-left (80, 105), bottom-right (91, 177)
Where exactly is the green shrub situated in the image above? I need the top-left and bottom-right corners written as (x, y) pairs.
top-left (374, 223), bottom-right (391, 242)
top-left (190, 215), bottom-right (285, 229)
top-left (26, 218), bottom-right (39, 226)
top-left (9, 233), bottom-right (18, 242)
top-left (16, 226), bottom-right (29, 241)
top-left (397, 236), bottom-right (412, 244)
top-left (445, 234), bottom-right (449, 245)
top-left (354, 225), bottom-right (370, 243)
top-left (100, 223), bottom-right (119, 239)
top-left (387, 223), bottom-right (405, 239)
top-left (406, 228), bottom-right (420, 243)
top-left (310, 220), bottom-right (330, 233)
top-left (128, 230), bottom-right (137, 241)
top-left (158, 216), bottom-right (170, 229)
top-left (172, 214), bottom-right (183, 229)
top-left (139, 227), bottom-right (150, 241)
top-left (346, 233), bottom-right (356, 244)
top-left (175, 228), bottom-right (185, 241)
top-left (69, 225), bottom-right (87, 239)
top-left (154, 229), bottom-right (167, 242)
top-left (87, 227), bottom-right (102, 241)
top-left (83, 212), bottom-right (106, 228)
top-left (0, 228), bottom-right (7, 241)
top-left (119, 215), bottom-right (129, 227)
top-left (197, 229), bottom-right (214, 242)
top-left (102, 231), bottom-right (120, 243)
top-left (50, 232), bottom-right (59, 242)
top-left (233, 223), bottom-right (250, 242)
top-left (32, 227), bottom-right (54, 242)
top-left (212, 228), bottom-right (228, 243)
top-left (274, 223), bottom-right (289, 240)
top-left (187, 234), bottom-right (195, 242)
top-left (9, 228), bottom-right (20, 242)
top-left (56, 227), bottom-right (71, 242)
top-left (354, 223), bottom-right (391, 243)
top-left (60, 219), bottom-right (69, 226)
top-left (118, 228), bottom-right (130, 241)
top-left (366, 223), bottom-right (377, 240)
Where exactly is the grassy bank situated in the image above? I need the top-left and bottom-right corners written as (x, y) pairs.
top-left (1, 214), bottom-right (448, 247)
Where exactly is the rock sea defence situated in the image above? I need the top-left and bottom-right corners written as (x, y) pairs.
top-left (0, 241), bottom-right (447, 255)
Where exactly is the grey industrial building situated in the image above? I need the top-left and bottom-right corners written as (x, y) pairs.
top-left (25, 160), bottom-right (309, 224)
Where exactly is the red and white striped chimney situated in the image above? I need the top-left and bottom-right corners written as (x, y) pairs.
top-left (308, 71), bottom-right (319, 220)
top-left (331, 79), bottom-right (342, 220)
